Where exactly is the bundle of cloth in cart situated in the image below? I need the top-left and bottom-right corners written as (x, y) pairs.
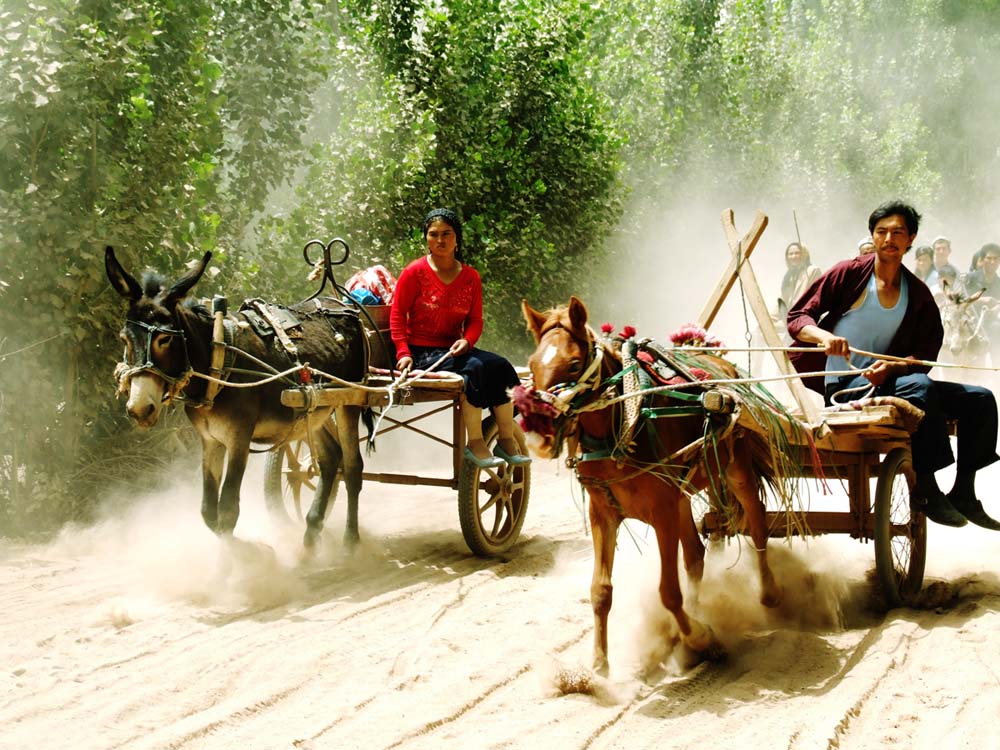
top-left (345, 265), bottom-right (396, 306)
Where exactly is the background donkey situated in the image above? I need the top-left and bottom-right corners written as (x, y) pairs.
top-left (938, 283), bottom-right (989, 383)
top-left (105, 247), bottom-right (369, 548)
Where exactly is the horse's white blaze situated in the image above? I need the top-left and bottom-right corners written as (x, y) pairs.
top-left (540, 343), bottom-right (558, 365)
top-left (126, 374), bottom-right (165, 428)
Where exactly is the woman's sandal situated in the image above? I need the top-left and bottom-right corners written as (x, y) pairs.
top-left (493, 445), bottom-right (532, 466)
top-left (464, 446), bottom-right (505, 469)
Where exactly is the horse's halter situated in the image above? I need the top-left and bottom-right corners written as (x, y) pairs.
top-left (534, 323), bottom-right (605, 415)
top-left (118, 318), bottom-right (193, 387)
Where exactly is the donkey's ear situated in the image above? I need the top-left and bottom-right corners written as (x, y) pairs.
top-left (105, 246), bottom-right (143, 301)
top-left (164, 252), bottom-right (212, 305)
top-left (521, 299), bottom-right (548, 342)
top-left (567, 295), bottom-right (589, 330)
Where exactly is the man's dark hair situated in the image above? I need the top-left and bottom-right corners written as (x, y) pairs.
top-left (981, 242), bottom-right (1000, 259)
top-left (868, 200), bottom-right (921, 235)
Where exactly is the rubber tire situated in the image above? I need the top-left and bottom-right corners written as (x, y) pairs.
top-left (458, 417), bottom-right (531, 557)
top-left (263, 440), bottom-right (319, 525)
top-left (873, 447), bottom-right (927, 608)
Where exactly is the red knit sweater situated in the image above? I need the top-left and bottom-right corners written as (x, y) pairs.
top-left (390, 256), bottom-right (485, 359)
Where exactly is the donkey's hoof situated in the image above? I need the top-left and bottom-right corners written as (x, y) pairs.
top-left (303, 527), bottom-right (322, 549)
top-left (342, 530), bottom-right (360, 551)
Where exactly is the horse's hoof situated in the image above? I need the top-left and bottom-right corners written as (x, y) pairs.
top-left (701, 640), bottom-right (728, 662)
top-left (686, 625), bottom-right (727, 662)
top-left (761, 588), bottom-right (783, 608)
top-left (592, 657), bottom-right (610, 678)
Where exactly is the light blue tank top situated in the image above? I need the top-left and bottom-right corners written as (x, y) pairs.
top-left (825, 272), bottom-right (908, 384)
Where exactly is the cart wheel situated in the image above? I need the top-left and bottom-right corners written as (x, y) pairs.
top-left (458, 417), bottom-right (531, 557)
top-left (873, 447), bottom-right (927, 607)
top-left (263, 439), bottom-right (318, 525)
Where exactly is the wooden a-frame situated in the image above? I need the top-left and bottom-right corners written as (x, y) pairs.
top-left (698, 208), bottom-right (821, 425)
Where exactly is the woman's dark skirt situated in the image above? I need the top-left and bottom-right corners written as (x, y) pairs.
top-left (410, 345), bottom-right (519, 409)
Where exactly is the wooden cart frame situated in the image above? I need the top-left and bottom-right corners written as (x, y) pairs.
top-left (265, 367), bottom-right (532, 558)
top-left (697, 210), bottom-right (926, 607)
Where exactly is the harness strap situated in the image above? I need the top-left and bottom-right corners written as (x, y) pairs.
top-left (252, 300), bottom-right (300, 358)
top-left (200, 297), bottom-right (231, 410)
top-left (620, 339), bottom-right (643, 450)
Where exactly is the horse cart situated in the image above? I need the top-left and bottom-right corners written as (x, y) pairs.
top-left (696, 210), bottom-right (927, 608)
top-left (261, 242), bottom-right (531, 558)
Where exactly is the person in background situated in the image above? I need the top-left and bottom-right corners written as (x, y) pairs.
top-left (788, 200), bottom-right (1000, 530)
top-left (969, 247), bottom-right (986, 275)
top-left (927, 235), bottom-right (959, 289)
top-left (390, 208), bottom-right (530, 469)
top-left (858, 237), bottom-right (876, 256)
top-left (751, 241), bottom-right (821, 374)
top-left (912, 245), bottom-right (934, 283)
top-left (780, 242), bottom-right (822, 318)
top-left (964, 244), bottom-right (1000, 298)
top-left (962, 243), bottom-right (1000, 356)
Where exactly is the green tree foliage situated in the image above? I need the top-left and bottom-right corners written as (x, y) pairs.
top-left (2, 0), bottom-right (1000, 533)
top-left (259, 0), bottom-right (625, 344)
top-left (0, 0), bottom-right (327, 532)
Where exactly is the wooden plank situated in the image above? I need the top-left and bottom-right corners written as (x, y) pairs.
top-left (701, 511), bottom-right (871, 537)
top-left (698, 209), bottom-right (768, 329)
top-left (361, 472), bottom-right (457, 489)
top-left (716, 209), bottom-right (822, 424)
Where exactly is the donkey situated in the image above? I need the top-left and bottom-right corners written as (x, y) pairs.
top-left (939, 283), bottom-right (989, 381)
top-left (105, 247), bottom-right (369, 548)
top-left (519, 296), bottom-right (782, 674)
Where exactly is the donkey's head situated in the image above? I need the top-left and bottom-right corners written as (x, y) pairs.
top-left (940, 282), bottom-right (988, 360)
top-left (105, 247), bottom-right (211, 428)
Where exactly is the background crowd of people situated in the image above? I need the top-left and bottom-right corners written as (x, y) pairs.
top-left (768, 233), bottom-right (1000, 368)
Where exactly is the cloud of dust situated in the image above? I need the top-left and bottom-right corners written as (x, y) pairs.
top-left (609, 531), bottom-right (868, 678)
top-left (43, 464), bottom-right (369, 627)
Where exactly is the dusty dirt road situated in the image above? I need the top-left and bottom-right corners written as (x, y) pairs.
top-left (3, 450), bottom-right (1000, 750)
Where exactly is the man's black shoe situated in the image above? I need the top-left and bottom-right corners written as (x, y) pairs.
top-left (948, 493), bottom-right (1000, 531)
top-left (911, 490), bottom-right (968, 527)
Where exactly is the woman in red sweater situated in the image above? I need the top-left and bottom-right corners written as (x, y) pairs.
top-left (390, 209), bottom-right (528, 468)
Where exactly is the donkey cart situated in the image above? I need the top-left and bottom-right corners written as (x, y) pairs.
top-left (697, 210), bottom-right (928, 608)
top-left (261, 253), bottom-right (531, 558)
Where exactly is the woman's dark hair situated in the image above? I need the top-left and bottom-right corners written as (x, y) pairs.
top-left (868, 200), bottom-right (921, 235)
top-left (914, 245), bottom-right (933, 259)
top-left (970, 248), bottom-right (985, 271)
top-left (423, 208), bottom-right (463, 261)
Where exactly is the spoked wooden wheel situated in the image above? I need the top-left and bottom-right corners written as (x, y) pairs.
top-left (873, 447), bottom-right (927, 607)
top-left (263, 439), bottom-right (319, 524)
top-left (458, 417), bottom-right (531, 557)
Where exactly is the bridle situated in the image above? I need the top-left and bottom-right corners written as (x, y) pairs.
top-left (533, 322), bottom-right (606, 415)
top-left (115, 318), bottom-right (193, 392)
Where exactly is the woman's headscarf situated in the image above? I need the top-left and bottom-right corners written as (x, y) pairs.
top-left (423, 208), bottom-right (463, 261)
top-left (781, 242), bottom-right (812, 306)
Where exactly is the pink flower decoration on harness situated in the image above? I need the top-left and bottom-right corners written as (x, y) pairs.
top-left (669, 324), bottom-right (723, 348)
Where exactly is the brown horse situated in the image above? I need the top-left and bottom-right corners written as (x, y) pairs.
top-left (105, 247), bottom-right (370, 548)
top-left (520, 296), bottom-right (782, 674)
